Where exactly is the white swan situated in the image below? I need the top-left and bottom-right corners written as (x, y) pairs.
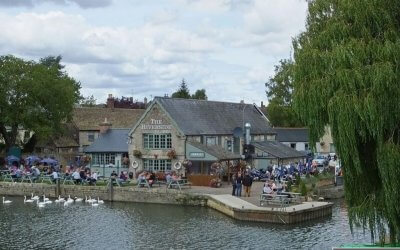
top-left (45, 200), bottom-right (53, 204)
top-left (2, 197), bottom-right (12, 204)
top-left (55, 195), bottom-right (65, 203)
top-left (85, 196), bottom-right (89, 203)
top-left (87, 196), bottom-right (96, 204)
top-left (31, 193), bottom-right (39, 200)
top-left (36, 199), bottom-right (45, 208)
top-left (66, 195), bottom-right (74, 203)
top-left (92, 203), bottom-right (99, 207)
top-left (97, 197), bottom-right (104, 204)
top-left (24, 196), bottom-right (34, 203)
top-left (75, 197), bottom-right (83, 202)
top-left (43, 195), bottom-right (49, 202)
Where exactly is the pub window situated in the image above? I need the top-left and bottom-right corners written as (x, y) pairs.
top-left (206, 136), bottom-right (216, 146)
top-left (143, 159), bottom-right (171, 172)
top-left (143, 133), bottom-right (172, 149)
top-left (290, 143), bottom-right (296, 149)
top-left (88, 132), bottom-right (95, 142)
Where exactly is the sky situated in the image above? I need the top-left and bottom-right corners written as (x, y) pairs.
top-left (0, 0), bottom-right (308, 105)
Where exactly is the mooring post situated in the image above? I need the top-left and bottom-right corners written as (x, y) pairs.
top-left (108, 179), bottom-right (114, 202)
top-left (54, 178), bottom-right (60, 197)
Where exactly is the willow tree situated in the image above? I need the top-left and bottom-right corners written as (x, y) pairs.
top-left (292, 0), bottom-right (400, 244)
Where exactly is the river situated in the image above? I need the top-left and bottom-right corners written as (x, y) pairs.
top-left (0, 197), bottom-right (370, 249)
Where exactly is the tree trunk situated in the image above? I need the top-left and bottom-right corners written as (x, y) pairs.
top-left (0, 123), bottom-right (18, 152)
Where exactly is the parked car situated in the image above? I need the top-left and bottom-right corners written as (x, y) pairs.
top-left (312, 155), bottom-right (327, 166)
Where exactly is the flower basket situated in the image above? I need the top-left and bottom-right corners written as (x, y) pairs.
top-left (320, 141), bottom-right (325, 146)
top-left (122, 156), bottom-right (130, 165)
top-left (167, 149), bottom-right (177, 159)
top-left (182, 159), bottom-right (192, 168)
top-left (209, 178), bottom-right (222, 188)
top-left (133, 149), bottom-right (142, 158)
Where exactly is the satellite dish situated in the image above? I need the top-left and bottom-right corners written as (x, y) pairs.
top-left (233, 127), bottom-right (243, 137)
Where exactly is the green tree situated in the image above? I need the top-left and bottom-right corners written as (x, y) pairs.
top-left (80, 95), bottom-right (97, 107)
top-left (171, 79), bottom-right (191, 99)
top-left (265, 59), bottom-right (303, 127)
top-left (191, 89), bottom-right (207, 100)
top-left (292, 0), bottom-right (400, 244)
top-left (0, 55), bottom-right (81, 151)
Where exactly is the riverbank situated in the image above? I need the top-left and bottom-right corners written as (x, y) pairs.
top-left (0, 182), bottom-right (333, 224)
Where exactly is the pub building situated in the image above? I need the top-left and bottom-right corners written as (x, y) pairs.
top-left (128, 97), bottom-right (305, 186)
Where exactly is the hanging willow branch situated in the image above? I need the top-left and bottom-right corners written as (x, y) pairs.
top-left (292, 0), bottom-right (400, 245)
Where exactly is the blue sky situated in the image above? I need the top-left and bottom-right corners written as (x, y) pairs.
top-left (0, 0), bottom-right (308, 105)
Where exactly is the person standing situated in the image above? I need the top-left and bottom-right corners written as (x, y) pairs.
top-left (242, 172), bottom-right (253, 197)
top-left (235, 173), bottom-right (243, 197)
top-left (231, 174), bottom-right (237, 196)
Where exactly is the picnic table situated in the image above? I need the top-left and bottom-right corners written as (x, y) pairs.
top-left (137, 178), bottom-right (150, 188)
top-left (41, 175), bottom-right (53, 184)
top-left (167, 179), bottom-right (191, 191)
top-left (21, 174), bottom-right (34, 183)
top-left (280, 192), bottom-right (302, 203)
top-left (260, 194), bottom-right (290, 208)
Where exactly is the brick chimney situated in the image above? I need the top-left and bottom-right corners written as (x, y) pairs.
top-left (106, 94), bottom-right (115, 109)
top-left (99, 118), bottom-right (112, 134)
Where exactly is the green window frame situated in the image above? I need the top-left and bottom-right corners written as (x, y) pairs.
top-left (143, 133), bottom-right (172, 149)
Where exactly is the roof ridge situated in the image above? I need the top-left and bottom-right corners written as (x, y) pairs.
top-left (154, 96), bottom-right (256, 106)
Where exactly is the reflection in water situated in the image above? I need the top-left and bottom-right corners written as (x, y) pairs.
top-left (0, 198), bottom-right (369, 250)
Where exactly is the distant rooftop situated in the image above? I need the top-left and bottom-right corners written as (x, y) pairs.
top-left (84, 129), bottom-right (129, 153)
top-left (275, 128), bottom-right (309, 142)
top-left (73, 107), bottom-right (145, 131)
top-left (155, 97), bottom-right (274, 135)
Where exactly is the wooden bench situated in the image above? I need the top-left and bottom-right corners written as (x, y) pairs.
top-left (167, 179), bottom-right (192, 191)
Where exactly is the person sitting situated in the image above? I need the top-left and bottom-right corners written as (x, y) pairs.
top-left (51, 171), bottom-right (59, 183)
top-left (79, 167), bottom-right (86, 181)
top-left (148, 172), bottom-right (156, 187)
top-left (11, 168), bottom-right (22, 181)
top-left (263, 183), bottom-right (274, 195)
top-left (89, 171), bottom-right (98, 185)
top-left (31, 165), bottom-right (41, 182)
top-left (119, 171), bottom-right (128, 185)
top-left (72, 169), bottom-right (81, 184)
top-left (165, 172), bottom-right (172, 184)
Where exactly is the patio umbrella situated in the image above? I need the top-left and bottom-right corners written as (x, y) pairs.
top-left (40, 158), bottom-right (58, 166)
top-left (25, 156), bottom-right (41, 165)
top-left (6, 155), bottom-right (20, 165)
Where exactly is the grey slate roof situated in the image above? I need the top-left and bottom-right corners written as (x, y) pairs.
top-left (156, 97), bottom-right (274, 135)
top-left (253, 141), bottom-right (306, 159)
top-left (84, 129), bottom-right (129, 153)
top-left (275, 128), bottom-right (309, 142)
top-left (187, 141), bottom-right (241, 160)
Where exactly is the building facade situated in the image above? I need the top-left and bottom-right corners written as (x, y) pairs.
top-left (128, 97), bottom-right (304, 180)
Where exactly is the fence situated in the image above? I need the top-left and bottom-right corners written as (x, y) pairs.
top-left (89, 165), bottom-right (130, 177)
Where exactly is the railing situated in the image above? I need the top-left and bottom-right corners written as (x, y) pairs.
top-left (89, 164), bottom-right (130, 177)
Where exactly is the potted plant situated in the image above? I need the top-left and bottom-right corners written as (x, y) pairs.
top-left (167, 149), bottom-right (177, 159)
top-left (133, 149), bottom-right (142, 158)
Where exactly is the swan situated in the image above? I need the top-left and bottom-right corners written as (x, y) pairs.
top-left (45, 200), bottom-right (53, 204)
top-left (75, 197), bottom-right (83, 202)
top-left (31, 193), bottom-right (39, 200)
top-left (92, 203), bottom-right (99, 207)
top-left (2, 197), bottom-right (12, 204)
top-left (55, 195), bottom-right (65, 203)
top-left (87, 196), bottom-right (96, 204)
top-left (66, 195), bottom-right (74, 203)
top-left (97, 198), bottom-right (104, 204)
top-left (85, 196), bottom-right (89, 203)
top-left (36, 199), bottom-right (45, 208)
top-left (24, 196), bottom-right (34, 203)
top-left (43, 195), bottom-right (49, 202)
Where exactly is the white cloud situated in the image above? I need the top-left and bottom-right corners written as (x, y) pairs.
top-left (0, 0), bottom-right (113, 9)
top-left (0, 0), bottom-right (308, 104)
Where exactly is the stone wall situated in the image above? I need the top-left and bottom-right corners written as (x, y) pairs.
top-left (0, 182), bottom-right (207, 206)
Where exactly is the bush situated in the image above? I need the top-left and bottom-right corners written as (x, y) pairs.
top-left (300, 180), bottom-right (308, 197)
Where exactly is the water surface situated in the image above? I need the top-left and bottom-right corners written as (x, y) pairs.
top-left (0, 197), bottom-right (370, 249)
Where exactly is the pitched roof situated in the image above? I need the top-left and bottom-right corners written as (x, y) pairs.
top-left (275, 128), bottom-right (309, 142)
top-left (253, 141), bottom-right (307, 159)
top-left (73, 107), bottom-right (145, 131)
top-left (187, 141), bottom-right (241, 160)
top-left (155, 97), bottom-right (274, 135)
top-left (84, 129), bottom-right (129, 153)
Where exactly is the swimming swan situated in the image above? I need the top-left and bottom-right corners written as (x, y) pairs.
top-left (24, 196), bottom-right (34, 203)
top-left (2, 197), bottom-right (12, 204)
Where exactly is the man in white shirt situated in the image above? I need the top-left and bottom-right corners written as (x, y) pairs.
top-left (51, 171), bottom-right (59, 183)
top-left (72, 170), bottom-right (81, 184)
